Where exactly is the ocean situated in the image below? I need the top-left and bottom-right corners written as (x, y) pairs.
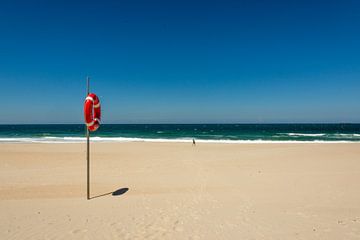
top-left (0, 124), bottom-right (359, 143)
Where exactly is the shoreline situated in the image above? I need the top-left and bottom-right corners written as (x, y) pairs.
top-left (1, 137), bottom-right (360, 144)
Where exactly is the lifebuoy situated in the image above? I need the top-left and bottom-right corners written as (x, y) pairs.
top-left (84, 93), bottom-right (101, 132)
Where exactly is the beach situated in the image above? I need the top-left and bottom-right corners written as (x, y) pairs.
top-left (0, 142), bottom-right (360, 239)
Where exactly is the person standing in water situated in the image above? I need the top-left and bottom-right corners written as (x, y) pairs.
top-left (192, 138), bottom-right (196, 146)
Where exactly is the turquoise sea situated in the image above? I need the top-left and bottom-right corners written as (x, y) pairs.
top-left (0, 124), bottom-right (359, 143)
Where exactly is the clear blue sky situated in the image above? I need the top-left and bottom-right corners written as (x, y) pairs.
top-left (1, 0), bottom-right (359, 124)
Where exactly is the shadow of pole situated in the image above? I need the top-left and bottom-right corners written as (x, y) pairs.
top-left (90, 188), bottom-right (129, 200)
top-left (112, 188), bottom-right (129, 196)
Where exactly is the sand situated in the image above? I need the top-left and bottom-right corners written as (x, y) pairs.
top-left (0, 142), bottom-right (359, 239)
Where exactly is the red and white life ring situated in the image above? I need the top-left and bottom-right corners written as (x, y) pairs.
top-left (84, 93), bottom-right (101, 132)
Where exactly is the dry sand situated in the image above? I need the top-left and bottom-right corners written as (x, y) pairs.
top-left (0, 142), bottom-right (359, 239)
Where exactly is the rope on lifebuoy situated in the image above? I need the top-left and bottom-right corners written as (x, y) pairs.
top-left (84, 93), bottom-right (101, 132)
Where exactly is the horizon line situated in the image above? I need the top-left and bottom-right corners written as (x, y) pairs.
top-left (0, 122), bottom-right (360, 125)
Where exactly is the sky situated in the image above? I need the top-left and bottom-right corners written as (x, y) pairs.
top-left (1, 0), bottom-right (360, 124)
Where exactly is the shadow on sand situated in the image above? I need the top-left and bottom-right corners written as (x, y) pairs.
top-left (90, 188), bottom-right (129, 200)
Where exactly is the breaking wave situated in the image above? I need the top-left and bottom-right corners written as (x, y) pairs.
top-left (0, 136), bottom-right (356, 144)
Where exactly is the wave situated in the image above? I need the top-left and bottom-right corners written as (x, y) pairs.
top-left (0, 136), bottom-right (357, 144)
top-left (283, 133), bottom-right (360, 138)
top-left (286, 133), bottom-right (326, 137)
top-left (331, 133), bottom-right (360, 138)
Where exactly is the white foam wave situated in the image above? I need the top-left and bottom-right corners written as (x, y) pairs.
top-left (287, 133), bottom-right (326, 137)
top-left (0, 137), bottom-right (357, 144)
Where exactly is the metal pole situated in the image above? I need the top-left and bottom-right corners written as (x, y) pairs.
top-left (86, 77), bottom-right (90, 200)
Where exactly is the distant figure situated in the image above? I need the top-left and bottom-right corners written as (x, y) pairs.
top-left (192, 138), bottom-right (196, 146)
